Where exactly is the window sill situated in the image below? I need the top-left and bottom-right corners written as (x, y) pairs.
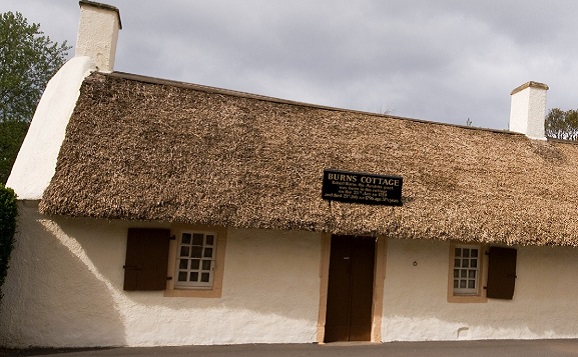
top-left (164, 287), bottom-right (222, 298)
top-left (447, 294), bottom-right (487, 303)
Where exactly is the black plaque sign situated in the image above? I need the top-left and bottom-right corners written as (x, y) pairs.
top-left (322, 169), bottom-right (403, 206)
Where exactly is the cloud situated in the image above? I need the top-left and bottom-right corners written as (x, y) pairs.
top-left (3, 0), bottom-right (578, 130)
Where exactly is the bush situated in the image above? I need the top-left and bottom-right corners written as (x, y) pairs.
top-left (0, 184), bottom-right (17, 304)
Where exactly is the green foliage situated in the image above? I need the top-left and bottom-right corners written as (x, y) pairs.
top-left (545, 108), bottom-right (578, 141)
top-left (0, 120), bottom-right (29, 184)
top-left (0, 184), bottom-right (17, 304)
top-left (0, 11), bottom-right (70, 123)
top-left (0, 11), bottom-right (70, 183)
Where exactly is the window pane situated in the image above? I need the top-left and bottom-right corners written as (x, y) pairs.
top-left (182, 233), bottom-right (191, 244)
top-left (204, 248), bottom-right (214, 258)
top-left (192, 233), bottom-right (204, 246)
top-left (174, 231), bottom-right (218, 288)
top-left (192, 247), bottom-right (202, 258)
top-left (453, 245), bottom-right (481, 295)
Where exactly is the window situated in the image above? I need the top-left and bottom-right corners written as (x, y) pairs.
top-left (174, 231), bottom-right (216, 288)
top-left (165, 224), bottom-right (226, 298)
top-left (453, 245), bottom-right (480, 295)
top-left (448, 243), bottom-right (487, 303)
top-left (122, 225), bottom-right (226, 298)
top-left (448, 243), bottom-right (518, 303)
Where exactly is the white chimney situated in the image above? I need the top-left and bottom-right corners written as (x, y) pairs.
top-left (508, 81), bottom-right (549, 140)
top-left (75, 1), bottom-right (122, 72)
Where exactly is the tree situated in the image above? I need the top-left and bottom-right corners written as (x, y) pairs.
top-left (545, 108), bottom-right (578, 141)
top-left (0, 11), bottom-right (70, 184)
top-left (0, 120), bottom-right (29, 185)
top-left (0, 184), bottom-right (17, 305)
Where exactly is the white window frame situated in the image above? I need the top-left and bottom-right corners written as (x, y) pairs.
top-left (165, 224), bottom-right (226, 298)
top-left (452, 244), bottom-right (481, 295)
top-left (448, 242), bottom-right (487, 303)
top-left (174, 230), bottom-right (217, 289)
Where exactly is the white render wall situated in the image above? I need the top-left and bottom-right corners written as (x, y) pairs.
top-left (0, 202), bottom-right (321, 347)
top-left (6, 57), bottom-right (96, 199)
top-left (381, 238), bottom-right (578, 341)
top-left (3, 203), bottom-right (578, 347)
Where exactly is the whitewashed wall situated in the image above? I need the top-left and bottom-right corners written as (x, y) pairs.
top-left (381, 238), bottom-right (578, 341)
top-left (6, 57), bottom-right (95, 199)
top-left (3, 202), bottom-right (578, 347)
top-left (0, 202), bottom-right (321, 347)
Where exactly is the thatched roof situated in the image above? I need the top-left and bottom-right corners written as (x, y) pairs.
top-left (40, 72), bottom-right (578, 246)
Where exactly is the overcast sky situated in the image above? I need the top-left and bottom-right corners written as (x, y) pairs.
top-left (2, 1), bottom-right (578, 129)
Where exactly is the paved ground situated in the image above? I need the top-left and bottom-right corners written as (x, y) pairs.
top-left (2, 339), bottom-right (578, 357)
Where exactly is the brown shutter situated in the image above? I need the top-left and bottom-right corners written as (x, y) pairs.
top-left (123, 228), bottom-right (171, 291)
top-left (486, 247), bottom-right (517, 300)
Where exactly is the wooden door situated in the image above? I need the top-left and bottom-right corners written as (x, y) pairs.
top-left (324, 235), bottom-right (375, 342)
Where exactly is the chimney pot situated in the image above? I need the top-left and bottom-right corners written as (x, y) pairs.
top-left (75, 1), bottom-right (122, 72)
top-left (509, 81), bottom-right (549, 140)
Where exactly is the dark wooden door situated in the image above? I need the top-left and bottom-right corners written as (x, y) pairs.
top-left (324, 235), bottom-right (375, 342)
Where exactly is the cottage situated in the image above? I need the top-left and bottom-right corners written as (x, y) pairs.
top-left (3, 1), bottom-right (578, 348)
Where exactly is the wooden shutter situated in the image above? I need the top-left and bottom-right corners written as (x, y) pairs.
top-left (486, 247), bottom-right (517, 300)
top-left (123, 228), bottom-right (171, 291)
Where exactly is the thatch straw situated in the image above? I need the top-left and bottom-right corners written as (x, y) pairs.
top-left (39, 72), bottom-right (578, 246)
